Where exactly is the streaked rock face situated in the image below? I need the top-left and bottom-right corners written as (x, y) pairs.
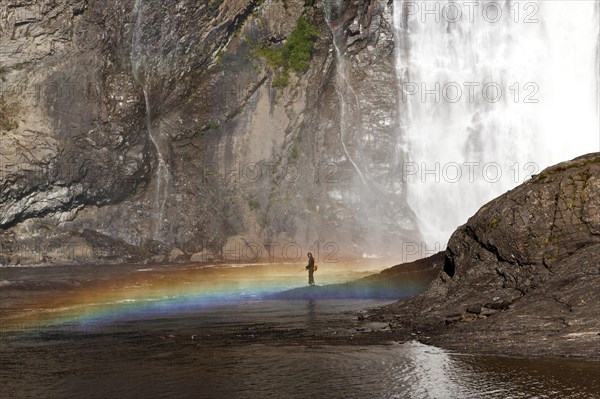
top-left (0, 0), bottom-right (419, 265)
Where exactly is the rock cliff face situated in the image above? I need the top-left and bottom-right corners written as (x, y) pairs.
top-left (0, 0), bottom-right (418, 265)
top-left (380, 153), bottom-right (600, 358)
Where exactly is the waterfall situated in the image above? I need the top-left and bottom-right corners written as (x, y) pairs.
top-left (324, 0), bottom-right (369, 187)
top-left (394, 0), bottom-right (600, 248)
top-left (131, 0), bottom-right (172, 239)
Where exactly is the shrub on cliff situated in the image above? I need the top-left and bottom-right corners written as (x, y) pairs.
top-left (284, 17), bottom-right (318, 73)
top-left (251, 16), bottom-right (318, 86)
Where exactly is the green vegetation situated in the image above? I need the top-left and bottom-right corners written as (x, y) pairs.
top-left (282, 17), bottom-right (318, 73)
top-left (250, 17), bottom-right (318, 87)
top-left (0, 100), bottom-right (18, 131)
top-left (216, 48), bottom-right (224, 63)
top-left (209, 0), bottom-right (222, 10)
top-left (490, 217), bottom-right (500, 229)
top-left (254, 44), bottom-right (284, 69)
top-left (288, 142), bottom-right (299, 161)
top-left (272, 74), bottom-right (289, 88)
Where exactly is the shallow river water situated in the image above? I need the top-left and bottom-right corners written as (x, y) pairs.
top-left (1, 262), bottom-right (598, 398)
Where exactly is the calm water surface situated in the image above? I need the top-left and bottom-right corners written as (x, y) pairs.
top-left (1, 263), bottom-right (598, 398)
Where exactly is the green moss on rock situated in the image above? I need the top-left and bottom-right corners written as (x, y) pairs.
top-left (0, 100), bottom-right (18, 131)
top-left (250, 16), bottom-right (318, 87)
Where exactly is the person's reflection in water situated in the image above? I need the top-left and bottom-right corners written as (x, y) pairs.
top-left (307, 298), bottom-right (317, 328)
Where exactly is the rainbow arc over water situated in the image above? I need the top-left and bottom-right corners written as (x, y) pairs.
top-left (0, 262), bottom-right (431, 333)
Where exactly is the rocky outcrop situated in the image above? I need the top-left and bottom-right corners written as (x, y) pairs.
top-left (378, 153), bottom-right (600, 358)
top-left (0, 0), bottom-right (418, 265)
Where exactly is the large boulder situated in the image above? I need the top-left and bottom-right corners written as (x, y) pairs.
top-left (383, 153), bottom-right (600, 358)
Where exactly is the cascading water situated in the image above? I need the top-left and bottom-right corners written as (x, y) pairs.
top-left (324, 0), bottom-right (369, 187)
top-left (131, 0), bottom-right (172, 239)
top-left (394, 0), bottom-right (600, 249)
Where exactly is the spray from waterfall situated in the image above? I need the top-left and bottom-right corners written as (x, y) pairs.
top-left (394, 0), bottom-right (600, 249)
top-left (130, 0), bottom-right (172, 239)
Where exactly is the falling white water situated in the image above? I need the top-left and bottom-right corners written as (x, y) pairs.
top-left (394, 0), bottom-right (600, 248)
top-left (131, 0), bottom-right (171, 238)
top-left (324, 0), bottom-right (369, 187)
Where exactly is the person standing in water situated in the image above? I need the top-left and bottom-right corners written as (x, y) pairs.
top-left (305, 252), bottom-right (315, 286)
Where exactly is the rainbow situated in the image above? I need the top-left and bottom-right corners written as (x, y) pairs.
top-left (0, 262), bottom-right (431, 334)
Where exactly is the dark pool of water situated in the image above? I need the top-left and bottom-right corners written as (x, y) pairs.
top-left (2, 329), bottom-right (599, 399)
